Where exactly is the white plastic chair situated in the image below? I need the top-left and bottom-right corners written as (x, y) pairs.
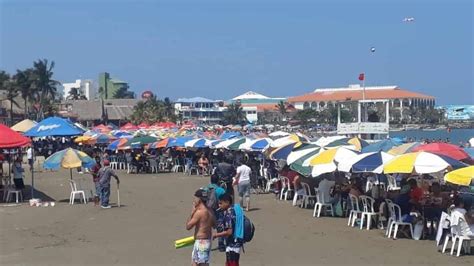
top-left (450, 214), bottom-right (474, 256)
top-left (69, 180), bottom-right (87, 205)
top-left (442, 215), bottom-right (453, 254)
top-left (387, 203), bottom-right (414, 239)
top-left (279, 177), bottom-right (293, 201)
top-left (6, 185), bottom-right (23, 203)
top-left (359, 195), bottom-right (378, 230)
top-left (348, 194), bottom-right (362, 227)
top-left (173, 159), bottom-right (184, 173)
top-left (313, 188), bottom-right (334, 218)
top-left (109, 156), bottom-right (118, 170)
top-left (386, 174), bottom-right (400, 191)
top-left (300, 182), bottom-right (316, 208)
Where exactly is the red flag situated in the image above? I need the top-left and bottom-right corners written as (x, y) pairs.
top-left (358, 73), bottom-right (365, 81)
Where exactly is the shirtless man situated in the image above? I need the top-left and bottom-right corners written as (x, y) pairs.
top-left (186, 189), bottom-right (216, 266)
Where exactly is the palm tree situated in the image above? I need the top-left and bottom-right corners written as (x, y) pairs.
top-left (66, 87), bottom-right (87, 100)
top-left (275, 100), bottom-right (288, 124)
top-left (2, 75), bottom-right (20, 125)
top-left (31, 59), bottom-right (61, 120)
top-left (14, 69), bottom-right (35, 118)
top-left (223, 102), bottom-right (246, 125)
top-left (113, 86), bottom-right (134, 99)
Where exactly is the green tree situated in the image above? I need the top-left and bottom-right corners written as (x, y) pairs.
top-left (258, 109), bottom-right (272, 125)
top-left (129, 96), bottom-right (176, 124)
top-left (275, 100), bottom-right (287, 124)
top-left (31, 59), bottom-right (61, 120)
top-left (14, 69), bottom-right (35, 119)
top-left (294, 109), bottom-right (317, 126)
top-left (223, 102), bottom-right (246, 125)
top-left (0, 72), bottom-right (20, 125)
top-left (113, 86), bottom-right (134, 99)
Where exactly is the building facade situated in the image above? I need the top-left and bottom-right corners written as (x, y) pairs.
top-left (98, 72), bottom-right (132, 99)
top-left (228, 91), bottom-right (287, 123)
top-left (288, 85), bottom-right (435, 119)
top-left (174, 97), bottom-right (224, 123)
top-left (62, 79), bottom-right (96, 100)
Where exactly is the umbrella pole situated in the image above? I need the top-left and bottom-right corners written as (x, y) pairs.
top-left (31, 147), bottom-right (35, 199)
top-left (70, 168), bottom-right (73, 180)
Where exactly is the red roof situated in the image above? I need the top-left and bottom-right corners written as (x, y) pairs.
top-left (0, 124), bottom-right (31, 148)
top-left (241, 103), bottom-right (297, 112)
top-left (288, 88), bottom-right (434, 103)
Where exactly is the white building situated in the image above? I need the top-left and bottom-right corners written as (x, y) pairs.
top-left (63, 79), bottom-right (96, 100)
top-left (174, 97), bottom-right (225, 123)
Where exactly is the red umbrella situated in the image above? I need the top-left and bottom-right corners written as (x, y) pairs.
top-left (93, 124), bottom-right (111, 133)
top-left (137, 122), bottom-right (150, 129)
top-left (412, 142), bottom-right (469, 161)
top-left (0, 124), bottom-right (31, 148)
top-left (120, 122), bottom-right (138, 131)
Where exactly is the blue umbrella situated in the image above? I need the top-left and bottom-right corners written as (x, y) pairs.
top-left (220, 131), bottom-right (242, 140)
top-left (167, 136), bottom-right (194, 148)
top-left (24, 117), bottom-right (84, 137)
top-left (270, 142), bottom-right (299, 160)
top-left (339, 151), bottom-right (395, 173)
top-left (463, 147), bottom-right (474, 158)
top-left (43, 148), bottom-right (96, 180)
top-left (243, 138), bottom-right (272, 152)
top-left (185, 138), bottom-right (211, 148)
top-left (362, 139), bottom-right (401, 153)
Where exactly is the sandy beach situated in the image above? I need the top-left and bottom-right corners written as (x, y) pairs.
top-left (1, 167), bottom-right (473, 266)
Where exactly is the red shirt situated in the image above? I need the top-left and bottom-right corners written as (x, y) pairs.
top-left (91, 164), bottom-right (101, 182)
top-left (410, 187), bottom-right (424, 203)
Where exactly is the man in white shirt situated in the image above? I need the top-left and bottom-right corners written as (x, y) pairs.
top-left (26, 147), bottom-right (34, 171)
top-left (234, 160), bottom-right (252, 211)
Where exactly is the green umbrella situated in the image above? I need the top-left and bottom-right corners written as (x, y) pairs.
top-left (227, 138), bottom-right (247, 151)
top-left (125, 136), bottom-right (158, 148)
top-left (290, 148), bottom-right (321, 177)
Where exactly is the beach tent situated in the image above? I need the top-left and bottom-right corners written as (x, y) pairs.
top-left (10, 119), bottom-right (37, 133)
top-left (0, 123), bottom-right (31, 148)
top-left (24, 117), bottom-right (84, 137)
top-left (120, 122), bottom-right (138, 131)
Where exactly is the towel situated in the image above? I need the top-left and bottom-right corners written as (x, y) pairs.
top-left (233, 204), bottom-right (244, 240)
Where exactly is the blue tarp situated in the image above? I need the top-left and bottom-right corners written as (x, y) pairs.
top-left (24, 117), bottom-right (84, 137)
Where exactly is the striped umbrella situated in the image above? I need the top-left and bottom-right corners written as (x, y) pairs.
top-left (384, 152), bottom-right (467, 174)
top-left (240, 138), bottom-right (272, 152)
top-left (387, 142), bottom-right (420, 155)
top-left (338, 151), bottom-right (394, 174)
top-left (185, 138), bottom-right (212, 148)
top-left (362, 139), bottom-right (402, 153)
top-left (325, 137), bottom-right (369, 151)
top-left (287, 144), bottom-right (321, 164)
top-left (303, 147), bottom-right (359, 177)
top-left (269, 142), bottom-right (300, 160)
top-left (107, 138), bottom-right (130, 150)
top-left (290, 148), bottom-right (322, 177)
top-left (43, 148), bottom-right (96, 179)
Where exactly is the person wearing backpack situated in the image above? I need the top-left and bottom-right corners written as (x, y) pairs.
top-left (213, 193), bottom-right (255, 266)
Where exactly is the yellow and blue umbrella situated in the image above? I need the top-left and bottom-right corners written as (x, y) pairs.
top-left (325, 137), bottom-right (369, 151)
top-left (338, 151), bottom-right (394, 174)
top-left (44, 148), bottom-right (96, 179)
top-left (387, 142), bottom-right (420, 156)
top-left (444, 166), bottom-right (474, 186)
top-left (384, 151), bottom-right (467, 174)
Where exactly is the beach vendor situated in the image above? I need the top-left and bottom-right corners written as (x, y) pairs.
top-left (90, 156), bottom-right (102, 206)
top-left (186, 188), bottom-right (215, 266)
top-left (97, 160), bottom-right (120, 209)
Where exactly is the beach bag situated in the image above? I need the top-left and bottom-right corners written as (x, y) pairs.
top-left (243, 216), bottom-right (255, 243)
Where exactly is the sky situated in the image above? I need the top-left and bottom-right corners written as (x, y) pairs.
top-left (0, 0), bottom-right (472, 104)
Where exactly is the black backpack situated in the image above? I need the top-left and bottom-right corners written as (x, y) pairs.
top-left (243, 215), bottom-right (255, 243)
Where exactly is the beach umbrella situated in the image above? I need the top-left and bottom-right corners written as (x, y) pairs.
top-left (219, 131), bottom-right (242, 140)
top-left (120, 122), bottom-right (138, 131)
top-left (314, 135), bottom-right (346, 147)
top-left (214, 137), bottom-right (244, 149)
top-left (137, 122), bottom-right (150, 130)
top-left (167, 136), bottom-right (194, 148)
top-left (43, 148), bottom-right (95, 180)
top-left (444, 166), bottom-right (474, 186)
top-left (269, 131), bottom-right (290, 138)
top-left (227, 138), bottom-right (248, 151)
top-left (270, 134), bottom-right (306, 149)
top-left (338, 151), bottom-right (394, 174)
top-left (107, 138), bottom-right (129, 150)
top-left (269, 142), bottom-right (299, 160)
top-left (303, 147), bottom-right (359, 177)
top-left (123, 136), bottom-right (158, 149)
top-left (240, 138), bottom-right (272, 152)
top-left (185, 138), bottom-right (212, 149)
top-left (92, 124), bottom-right (112, 133)
top-left (362, 139), bottom-right (402, 153)
top-left (0, 123), bottom-right (31, 148)
top-left (24, 117), bottom-right (84, 137)
top-left (10, 119), bottom-right (37, 132)
top-left (290, 148), bottom-right (322, 177)
top-left (93, 134), bottom-right (116, 144)
top-left (387, 142), bottom-right (420, 155)
top-left (464, 148), bottom-right (474, 159)
top-left (74, 135), bottom-right (94, 144)
top-left (412, 142), bottom-right (470, 161)
top-left (384, 152), bottom-right (467, 174)
top-left (286, 144), bottom-right (321, 164)
top-left (325, 137), bottom-right (368, 151)
top-left (149, 138), bottom-right (174, 149)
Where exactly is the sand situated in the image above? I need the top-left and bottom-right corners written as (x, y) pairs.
top-left (1, 167), bottom-right (473, 266)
